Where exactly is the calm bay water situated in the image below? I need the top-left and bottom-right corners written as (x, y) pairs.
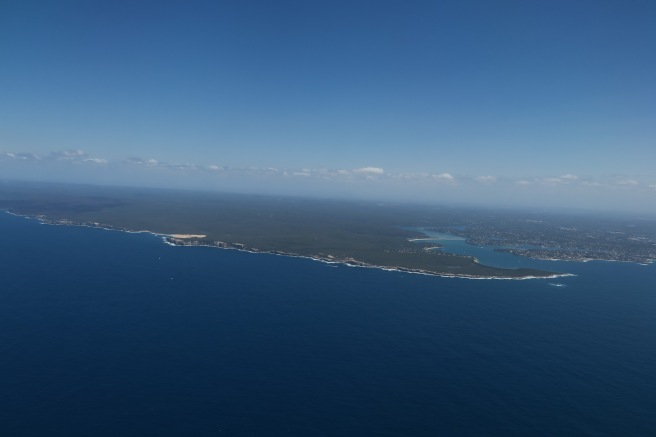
top-left (1, 212), bottom-right (655, 436)
top-left (413, 229), bottom-right (568, 270)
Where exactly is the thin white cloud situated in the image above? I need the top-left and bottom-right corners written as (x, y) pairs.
top-left (616, 179), bottom-right (639, 186)
top-left (81, 158), bottom-right (108, 165)
top-left (433, 173), bottom-right (454, 181)
top-left (126, 157), bottom-right (145, 164)
top-left (2, 149), bottom-right (107, 165)
top-left (353, 167), bottom-right (384, 175)
top-left (393, 172), bottom-right (428, 180)
top-left (582, 181), bottom-right (605, 187)
top-left (165, 162), bottom-right (198, 171)
top-left (126, 157), bottom-right (161, 166)
top-left (50, 149), bottom-right (86, 160)
top-left (52, 149), bottom-right (108, 165)
top-left (4, 148), bottom-right (655, 205)
top-left (540, 177), bottom-right (563, 185)
top-left (3, 151), bottom-right (42, 161)
top-left (475, 175), bottom-right (497, 183)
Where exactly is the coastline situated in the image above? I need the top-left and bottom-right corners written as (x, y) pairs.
top-left (1, 210), bottom-right (574, 281)
top-left (162, 236), bottom-right (576, 280)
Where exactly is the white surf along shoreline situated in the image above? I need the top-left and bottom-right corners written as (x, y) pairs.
top-left (3, 210), bottom-right (576, 281)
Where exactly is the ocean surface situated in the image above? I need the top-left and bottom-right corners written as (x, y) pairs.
top-left (1, 212), bottom-right (655, 436)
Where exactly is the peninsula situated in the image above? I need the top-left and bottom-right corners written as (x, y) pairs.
top-left (0, 181), bottom-right (580, 279)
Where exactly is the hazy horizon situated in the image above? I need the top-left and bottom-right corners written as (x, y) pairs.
top-left (4, 177), bottom-right (656, 221)
top-left (1, 1), bottom-right (655, 213)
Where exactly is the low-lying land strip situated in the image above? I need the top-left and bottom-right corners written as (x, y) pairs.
top-left (0, 181), bottom-right (589, 279)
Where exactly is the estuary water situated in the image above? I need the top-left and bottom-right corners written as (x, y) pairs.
top-left (412, 229), bottom-right (568, 271)
top-left (1, 212), bottom-right (655, 436)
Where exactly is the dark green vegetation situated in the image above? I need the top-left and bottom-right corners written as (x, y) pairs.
top-left (0, 181), bottom-right (565, 278)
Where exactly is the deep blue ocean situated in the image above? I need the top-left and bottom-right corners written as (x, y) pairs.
top-left (2, 212), bottom-right (655, 436)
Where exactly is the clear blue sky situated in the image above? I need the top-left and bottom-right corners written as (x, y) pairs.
top-left (1, 0), bottom-right (655, 212)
